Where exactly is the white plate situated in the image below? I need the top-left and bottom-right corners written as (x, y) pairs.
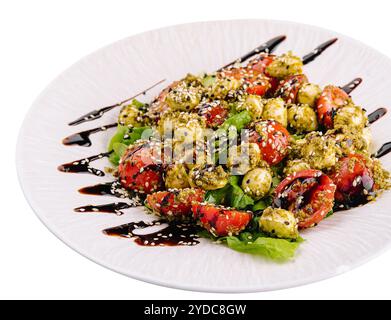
top-left (16, 20), bottom-right (391, 293)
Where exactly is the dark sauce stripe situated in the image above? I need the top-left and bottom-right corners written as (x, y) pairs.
top-left (368, 108), bottom-right (387, 124)
top-left (103, 220), bottom-right (200, 247)
top-left (57, 151), bottom-right (112, 176)
top-left (219, 35), bottom-right (286, 70)
top-left (374, 142), bottom-right (391, 158)
top-left (63, 123), bottom-right (117, 147)
top-left (302, 38), bottom-right (338, 65)
top-left (68, 79), bottom-right (165, 126)
top-left (74, 202), bottom-right (137, 215)
top-left (78, 180), bottom-right (129, 198)
top-left (341, 78), bottom-right (363, 95)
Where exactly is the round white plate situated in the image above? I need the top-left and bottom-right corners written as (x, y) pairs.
top-left (17, 20), bottom-right (391, 293)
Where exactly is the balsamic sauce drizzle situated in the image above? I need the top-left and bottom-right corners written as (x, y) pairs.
top-left (341, 78), bottom-right (363, 95)
top-left (374, 142), bottom-right (391, 159)
top-left (368, 108), bottom-right (388, 124)
top-left (68, 79), bottom-right (165, 126)
top-left (74, 202), bottom-right (135, 216)
top-left (103, 220), bottom-right (200, 247)
top-left (78, 180), bottom-right (131, 198)
top-left (302, 38), bottom-right (338, 65)
top-left (58, 151), bottom-right (112, 176)
top-left (220, 35), bottom-right (286, 70)
top-left (63, 123), bottom-right (117, 147)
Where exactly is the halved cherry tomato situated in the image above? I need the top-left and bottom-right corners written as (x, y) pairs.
top-left (221, 55), bottom-right (275, 97)
top-left (266, 76), bottom-right (280, 97)
top-left (118, 143), bottom-right (164, 194)
top-left (146, 189), bottom-right (205, 219)
top-left (330, 154), bottom-right (374, 207)
top-left (245, 77), bottom-right (271, 96)
top-left (274, 170), bottom-right (336, 229)
top-left (275, 74), bottom-right (308, 103)
top-left (316, 85), bottom-right (350, 129)
top-left (147, 81), bottom-right (181, 123)
top-left (249, 120), bottom-right (291, 165)
top-left (247, 54), bottom-right (275, 75)
top-left (192, 203), bottom-right (252, 236)
top-left (197, 102), bottom-right (229, 128)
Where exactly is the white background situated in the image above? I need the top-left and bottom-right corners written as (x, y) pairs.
top-left (1, 0), bottom-right (391, 300)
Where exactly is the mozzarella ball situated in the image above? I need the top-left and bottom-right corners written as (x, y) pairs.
top-left (283, 159), bottom-right (311, 176)
top-left (333, 105), bottom-right (368, 130)
top-left (242, 168), bottom-right (273, 199)
top-left (158, 112), bottom-right (205, 143)
top-left (297, 83), bottom-right (322, 107)
top-left (189, 165), bottom-right (229, 190)
top-left (242, 95), bottom-right (264, 120)
top-left (227, 143), bottom-right (263, 175)
top-left (165, 81), bottom-right (202, 111)
top-left (259, 207), bottom-right (299, 239)
top-left (165, 164), bottom-right (190, 189)
top-left (300, 132), bottom-right (337, 170)
top-left (210, 77), bottom-right (241, 99)
top-left (266, 51), bottom-right (303, 79)
top-left (118, 103), bottom-right (145, 127)
top-left (288, 104), bottom-right (318, 133)
top-left (262, 98), bottom-right (288, 127)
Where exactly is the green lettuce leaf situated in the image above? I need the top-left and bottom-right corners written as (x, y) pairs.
top-left (107, 125), bottom-right (152, 165)
top-left (204, 184), bottom-right (231, 204)
top-left (225, 235), bottom-right (301, 261)
top-left (228, 176), bottom-right (254, 209)
top-left (204, 176), bottom-right (254, 210)
top-left (198, 230), bottom-right (303, 261)
top-left (220, 110), bottom-right (252, 131)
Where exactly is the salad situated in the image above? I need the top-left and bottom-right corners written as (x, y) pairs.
top-left (62, 36), bottom-right (391, 261)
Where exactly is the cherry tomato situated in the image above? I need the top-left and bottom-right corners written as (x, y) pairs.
top-left (247, 55), bottom-right (275, 75)
top-left (245, 77), bottom-right (271, 96)
top-left (275, 74), bottom-right (308, 103)
top-left (146, 189), bottom-right (205, 219)
top-left (249, 120), bottom-right (291, 165)
top-left (316, 85), bottom-right (350, 129)
top-left (330, 154), bottom-right (374, 207)
top-left (148, 81), bottom-right (181, 123)
top-left (274, 170), bottom-right (336, 229)
top-left (192, 204), bottom-right (252, 236)
top-left (266, 76), bottom-right (280, 96)
top-left (220, 56), bottom-right (277, 98)
top-left (118, 143), bottom-right (164, 194)
top-left (197, 102), bottom-right (229, 128)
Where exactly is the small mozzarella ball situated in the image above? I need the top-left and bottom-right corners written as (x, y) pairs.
top-left (334, 105), bottom-right (368, 130)
top-left (189, 165), bottom-right (229, 190)
top-left (118, 104), bottom-right (144, 127)
top-left (283, 159), bottom-right (311, 176)
top-left (262, 98), bottom-right (288, 127)
top-left (227, 143), bottom-right (263, 175)
top-left (297, 83), bottom-right (322, 107)
top-left (165, 82), bottom-right (202, 111)
top-left (242, 168), bottom-right (273, 199)
top-left (158, 112), bottom-right (205, 143)
top-left (266, 51), bottom-right (303, 79)
top-left (242, 95), bottom-right (264, 120)
top-left (165, 164), bottom-right (190, 189)
top-left (259, 207), bottom-right (299, 239)
top-left (332, 128), bottom-right (370, 157)
top-left (210, 77), bottom-right (241, 99)
top-left (288, 104), bottom-right (318, 133)
top-left (301, 132), bottom-right (337, 170)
